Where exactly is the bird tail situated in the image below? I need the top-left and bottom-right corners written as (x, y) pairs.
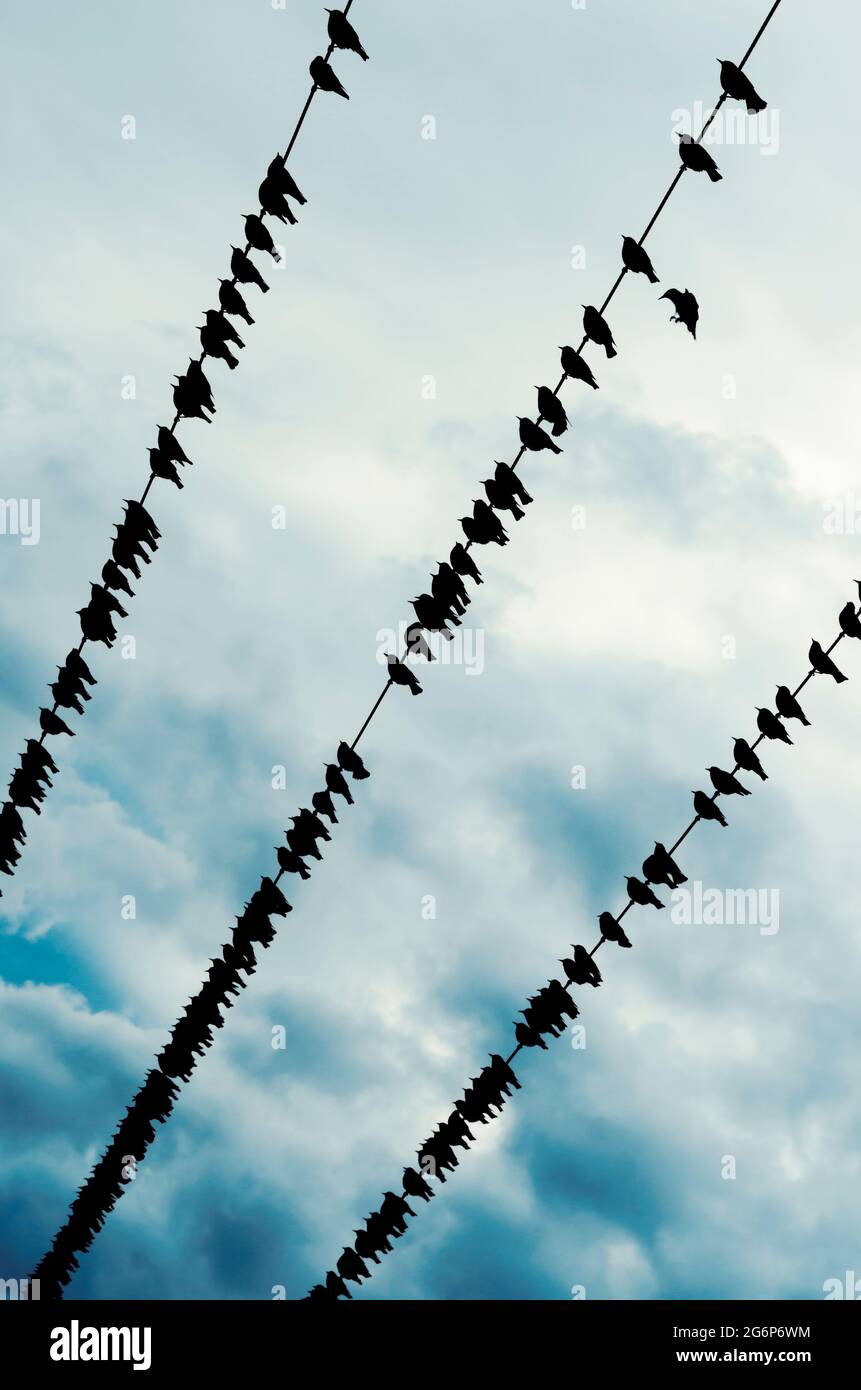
top-left (707, 168), bottom-right (723, 183)
top-left (511, 502), bottom-right (525, 520)
top-left (619, 930), bottom-right (632, 948)
top-left (748, 96), bottom-right (767, 114)
top-left (551, 420), bottom-right (566, 437)
top-left (756, 768), bottom-right (768, 781)
top-left (834, 671), bottom-right (848, 683)
top-left (549, 437), bottom-right (563, 454)
top-left (358, 46), bottom-right (369, 61)
top-left (647, 269), bottom-right (659, 285)
top-left (605, 343), bottom-right (618, 359)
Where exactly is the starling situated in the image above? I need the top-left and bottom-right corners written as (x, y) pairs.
top-left (661, 288), bottom-right (699, 339)
top-left (559, 344), bottom-right (599, 389)
top-left (621, 235), bottom-right (659, 283)
top-left (582, 305), bottom-right (617, 358)
top-left (677, 133), bottom-right (722, 182)
top-left (718, 59), bottom-right (767, 114)
top-left (809, 639), bottom-right (847, 683)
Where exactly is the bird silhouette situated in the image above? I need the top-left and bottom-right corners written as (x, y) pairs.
top-left (275, 845), bottom-right (312, 880)
top-left (642, 842), bottom-right (687, 888)
top-left (809, 639), bottom-right (847, 683)
top-left (599, 911), bottom-right (632, 948)
top-left (756, 707), bottom-right (793, 745)
top-left (336, 1248), bottom-right (368, 1284)
top-left (39, 708), bottom-right (75, 738)
top-left (718, 59), bottom-right (767, 113)
top-left (412, 591), bottom-right (457, 635)
top-left (677, 133), bottom-right (722, 181)
top-left (218, 278), bottom-right (255, 325)
top-left (156, 424), bottom-right (193, 467)
top-left (122, 499), bottom-right (160, 546)
top-left (450, 542), bottom-right (482, 585)
top-left (560, 943), bottom-right (602, 987)
top-left (661, 288), bottom-right (699, 339)
top-left (484, 476), bottom-right (524, 520)
top-left (230, 245), bottom-right (269, 294)
top-left (266, 154), bottom-right (306, 205)
top-left (405, 622), bottom-right (435, 661)
top-left (838, 602), bottom-right (861, 640)
top-left (147, 448), bottom-right (183, 489)
top-left (244, 214), bottom-right (280, 262)
top-left (326, 8), bottom-right (368, 59)
top-left (312, 789), bottom-right (339, 824)
top-left (433, 561), bottom-right (469, 614)
top-left (622, 235), bottom-right (659, 283)
top-left (582, 305), bottom-right (617, 358)
top-left (258, 175), bottom-right (298, 226)
top-left (514, 1020), bottom-right (548, 1050)
top-left (338, 741), bottom-right (370, 779)
top-left (518, 416), bottom-right (562, 455)
top-left (402, 1166), bottom-right (434, 1202)
top-left (325, 763), bottom-right (354, 804)
top-left (493, 460), bottom-right (532, 507)
top-left (199, 323), bottom-right (239, 369)
top-left (386, 654), bottom-right (422, 695)
top-left (536, 386), bottom-right (568, 436)
top-left (626, 875), bottom-right (664, 910)
top-left (63, 649), bottom-right (96, 687)
top-left (559, 344), bottom-right (599, 389)
top-left (310, 54), bottom-right (349, 98)
top-left (693, 790), bottom-right (727, 827)
top-left (733, 737), bottom-right (767, 781)
top-left (775, 685), bottom-right (810, 726)
top-left (708, 766), bottom-right (750, 797)
top-left (102, 559), bottom-right (134, 598)
top-left (460, 503), bottom-right (509, 548)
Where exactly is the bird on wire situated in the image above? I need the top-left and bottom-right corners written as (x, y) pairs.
top-left (809, 639), bottom-right (847, 683)
top-left (622, 235), bottom-right (659, 283)
top-left (218, 278), bottom-right (255, 325)
top-left (244, 214), bottom-right (281, 262)
top-left (231, 245), bottom-right (269, 294)
top-left (386, 654), bottom-right (423, 695)
top-left (582, 304), bottom-right (617, 358)
top-left (708, 766), bottom-right (751, 797)
top-left (518, 416), bottom-right (562, 455)
top-left (733, 737), bottom-right (767, 781)
top-left (677, 133), bottom-right (722, 182)
top-left (560, 344), bottom-right (599, 389)
top-left (718, 59), bottom-right (767, 113)
top-left (326, 8), bottom-right (369, 60)
top-left (642, 842), bottom-right (687, 888)
top-left (838, 602), bottom-right (861, 640)
top-left (310, 55), bottom-right (349, 99)
top-left (756, 707), bottom-right (793, 745)
top-left (535, 386), bottom-right (568, 436)
top-left (599, 911), bottom-right (632, 948)
top-left (337, 741), bottom-right (370, 779)
top-left (693, 790), bottom-right (727, 827)
top-left (626, 876), bottom-right (664, 910)
top-left (775, 685), bottom-right (810, 726)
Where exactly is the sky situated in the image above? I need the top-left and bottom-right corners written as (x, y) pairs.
top-left (1, 0), bottom-right (860, 1301)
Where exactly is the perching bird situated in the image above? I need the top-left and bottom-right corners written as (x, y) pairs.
top-left (433, 562), bottom-right (469, 614)
top-left (266, 155), bottom-right (306, 205)
top-left (677, 133), bottom-right (722, 182)
top-left (493, 460), bottom-right (532, 507)
top-left (642, 842), bottom-right (687, 889)
top-left (756, 707), bottom-right (793, 745)
top-left (244, 214), bottom-right (280, 262)
top-left (809, 639), bottom-right (847, 683)
top-left (258, 175), bottom-right (298, 226)
top-left (157, 424), bottom-right (193, 467)
top-left (219, 278), bottom-right (255, 325)
top-left (64, 648), bottom-right (96, 687)
top-left (622, 235), bottom-right (659, 283)
top-left (147, 447), bottom-right (183, 489)
top-left (661, 288), bottom-right (699, 339)
top-left (559, 344), bottom-right (599, 389)
top-left (536, 386), bottom-right (568, 437)
top-left (326, 8), bottom-right (369, 60)
top-left (461, 502), bottom-right (509, 548)
top-left (325, 763), bottom-right (354, 804)
top-left (598, 911), bottom-right (632, 948)
top-left (231, 245), bottom-right (269, 294)
top-left (733, 737), bottom-right (767, 781)
top-left (386, 654), bottom-right (422, 695)
top-left (275, 845), bottom-right (311, 880)
top-left (402, 1166), bottom-right (434, 1202)
top-left (838, 602), bottom-right (861, 640)
top-left (518, 416), bottom-right (562, 455)
top-left (204, 309), bottom-right (244, 350)
top-left (708, 765), bottom-right (750, 797)
top-left (199, 323), bottom-right (239, 370)
top-left (718, 59), bottom-right (767, 114)
top-left (39, 708), bottom-right (75, 738)
top-left (312, 789), bottom-right (339, 824)
top-left (338, 740), bottom-right (370, 779)
top-left (775, 685), bottom-right (810, 726)
top-left (626, 876), bottom-right (664, 910)
top-left (412, 592), bottom-right (457, 636)
top-left (450, 542), bottom-right (482, 585)
top-left (582, 305), bottom-right (617, 359)
top-left (123, 499), bottom-right (160, 546)
top-left (514, 1020), bottom-right (548, 1051)
top-left (484, 475), bottom-right (524, 520)
top-left (560, 943), bottom-right (602, 987)
top-left (102, 559), bottom-right (134, 598)
top-left (171, 377), bottom-right (211, 425)
top-left (310, 55), bottom-right (349, 98)
top-left (405, 622), bottom-right (435, 661)
top-left (693, 790), bottom-right (727, 827)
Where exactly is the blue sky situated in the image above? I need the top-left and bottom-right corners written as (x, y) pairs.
top-left (1, 0), bottom-right (860, 1300)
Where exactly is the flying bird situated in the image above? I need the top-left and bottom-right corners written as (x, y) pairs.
top-left (559, 344), bottom-right (598, 389)
top-left (386, 654), bottom-right (423, 695)
top-left (708, 766), bottom-right (751, 797)
top-left (756, 707), bottom-right (792, 745)
top-left (326, 8), bottom-right (369, 60)
top-left (661, 288), bottom-right (699, 339)
top-left (733, 737), bottom-right (767, 781)
top-left (626, 876), bottom-right (664, 910)
top-left (809, 639), bottom-right (847, 683)
top-left (310, 55), bottom-right (349, 98)
top-left (622, 235), bottom-right (659, 283)
top-left (230, 245), bottom-right (269, 294)
top-left (536, 386), bottom-right (568, 436)
top-left (718, 59), bottom-right (767, 113)
top-left (693, 790), bottom-right (727, 827)
top-left (677, 133), bottom-right (722, 181)
top-left (518, 416), bottom-right (562, 455)
top-left (582, 305), bottom-right (617, 358)
top-left (775, 685), bottom-right (810, 726)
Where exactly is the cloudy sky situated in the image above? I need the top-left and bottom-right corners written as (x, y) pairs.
top-left (2, 0), bottom-right (860, 1301)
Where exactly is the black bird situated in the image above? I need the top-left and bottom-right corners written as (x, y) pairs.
top-left (484, 475), bottom-right (524, 520)
top-left (412, 592), bottom-right (457, 636)
top-left (325, 763), bottom-right (354, 804)
top-left (326, 9), bottom-right (368, 60)
top-left (559, 344), bottom-right (599, 389)
top-left (733, 737), bottom-right (767, 781)
top-left (493, 460), bottom-right (532, 507)
top-left (402, 1167), bottom-right (434, 1202)
top-left (626, 876), bottom-right (664, 910)
top-left (312, 788), bottom-right (339, 824)
top-left (839, 602), bottom-right (861, 640)
top-left (598, 911), bottom-right (632, 948)
top-left (518, 416), bottom-right (562, 455)
top-left (386, 654), bottom-right (422, 695)
top-left (677, 133), bottom-right (722, 182)
top-left (809, 639), bottom-right (847, 683)
top-left (266, 155), bottom-right (306, 205)
top-left (536, 386), bottom-right (568, 437)
top-left (582, 305), bottom-right (617, 359)
top-left (661, 288), bottom-right (699, 339)
top-left (157, 424), bottom-right (193, 467)
top-left (102, 559), bottom-right (134, 598)
top-left (231, 245), bottom-right (269, 294)
top-left (693, 790), bottom-right (727, 827)
top-left (450, 542), bottom-right (482, 585)
top-left (405, 622), bottom-right (435, 661)
top-left (514, 1020), bottom-right (548, 1051)
top-left (310, 55), bottom-right (349, 98)
top-left (432, 562), bottom-right (468, 616)
top-left (171, 378), bottom-right (211, 425)
top-left (50, 673), bottom-right (85, 715)
top-left (244, 214), bottom-right (280, 262)
top-left (258, 175), bottom-right (298, 226)
top-left (338, 741), bottom-right (370, 779)
top-left (642, 842), bottom-right (687, 889)
top-left (147, 448), bottom-right (183, 489)
top-left (775, 685), bottom-right (809, 726)
top-left (77, 601), bottom-right (117, 646)
top-left (756, 707), bottom-right (793, 745)
top-left (560, 943), bottom-right (602, 987)
top-left (64, 649), bottom-right (96, 687)
top-left (622, 235), bottom-right (659, 283)
top-left (708, 766), bottom-right (750, 797)
top-left (275, 845), bottom-right (312, 880)
top-left (218, 278), bottom-right (255, 325)
top-left (204, 309), bottom-right (244, 350)
top-left (460, 503), bottom-right (509, 548)
top-left (199, 323), bottom-right (239, 369)
top-left (336, 1249), bottom-right (368, 1285)
top-left (718, 59), bottom-right (767, 113)
top-left (122, 499), bottom-right (160, 547)
top-left (39, 708), bottom-right (75, 738)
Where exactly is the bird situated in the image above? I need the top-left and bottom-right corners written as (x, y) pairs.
top-left (582, 305), bottom-right (617, 358)
top-left (204, 309), bottom-right (244, 350)
top-left (326, 8), bottom-right (369, 60)
top-left (536, 386), bottom-right (568, 436)
top-left (338, 741), bottom-right (370, 779)
top-left (266, 155), bottom-right (306, 205)
top-left (460, 503), bottom-right (509, 548)
top-left (518, 416), bottom-right (562, 455)
top-left (838, 602), bottom-right (861, 640)
top-left (560, 943), bottom-right (602, 987)
top-left (756, 707), bottom-right (793, 745)
top-left (559, 344), bottom-right (599, 389)
top-left (775, 685), bottom-right (810, 726)
top-left (218, 278), bottom-right (255, 325)
top-left (708, 766), bottom-right (751, 797)
top-left (386, 654), bottom-right (422, 695)
top-left (693, 790), bottom-right (727, 827)
top-left (412, 592), bottom-right (457, 635)
top-left (171, 378), bottom-right (211, 425)
top-left (230, 245), bottom-right (269, 294)
top-left (514, 1020), bottom-right (548, 1050)
top-left (405, 622), bottom-right (435, 661)
top-left (244, 214), bottom-right (281, 261)
top-left (402, 1166), bottom-right (434, 1202)
top-left (199, 323), bottom-right (238, 369)
top-left (325, 763), bottom-right (354, 804)
top-left (310, 55), bottom-right (349, 98)
top-left (598, 911), bottom-right (632, 948)
top-left (626, 876), bottom-right (664, 910)
top-left (157, 425), bottom-right (193, 467)
top-left (64, 649), bottom-right (96, 686)
top-left (147, 448), bottom-right (183, 489)
top-left (733, 737), bottom-right (767, 781)
top-left (275, 845), bottom-right (311, 880)
top-left (677, 133), bottom-right (722, 182)
top-left (642, 842), bottom-right (687, 888)
top-left (39, 708), bottom-right (75, 738)
top-left (493, 460), bottom-right (532, 506)
top-left (621, 235), bottom-right (659, 283)
top-left (258, 175), bottom-right (298, 226)
top-left (718, 59), bottom-right (767, 113)
top-left (101, 559), bottom-right (134, 598)
top-left (450, 542), bottom-right (482, 585)
top-left (312, 789), bottom-right (339, 824)
top-left (484, 476), bottom-right (524, 520)
top-left (660, 288), bottom-right (699, 339)
top-left (809, 639), bottom-right (847, 683)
